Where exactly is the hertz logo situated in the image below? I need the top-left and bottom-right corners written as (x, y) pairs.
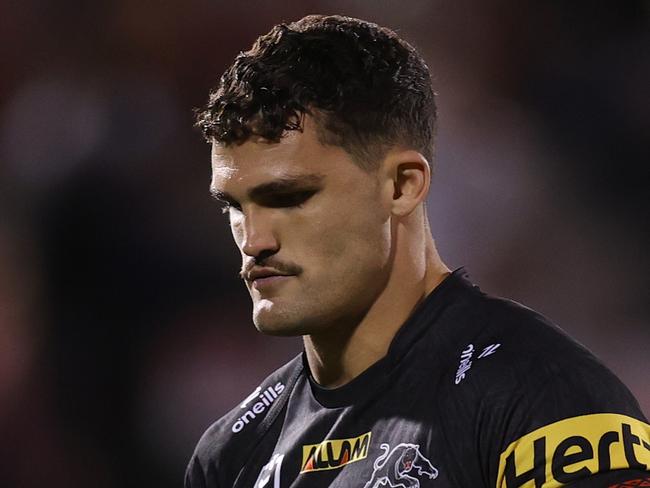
top-left (301, 432), bottom-right (371, 473)
top-left (497, 414), bottom-right (650, 487)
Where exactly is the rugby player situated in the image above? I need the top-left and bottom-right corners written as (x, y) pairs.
top-left (185, 14), bottom-right (650, 487)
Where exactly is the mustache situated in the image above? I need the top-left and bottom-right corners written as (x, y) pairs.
top-left (239, 257), bottom-right (303, 281)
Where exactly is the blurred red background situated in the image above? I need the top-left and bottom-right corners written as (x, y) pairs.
top-left (0, 1), bottom-right (647, 486)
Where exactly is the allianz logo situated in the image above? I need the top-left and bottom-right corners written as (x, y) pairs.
top-left (232, 382), bottom-right (285, 433)
top-left (455, 342), bottom-right (500, 384)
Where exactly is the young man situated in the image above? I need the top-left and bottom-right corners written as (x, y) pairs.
top-left (186, 15), bottom-right (649, 488)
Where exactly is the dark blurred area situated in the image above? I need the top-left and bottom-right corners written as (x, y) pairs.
top-left (0, 1), bottom-right (647, 486)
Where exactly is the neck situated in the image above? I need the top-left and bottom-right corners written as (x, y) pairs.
top-left (303, 212), bottom-right (450, 388)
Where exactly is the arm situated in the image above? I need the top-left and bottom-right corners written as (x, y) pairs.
top-left (184, 454), bottom-right (210, 488)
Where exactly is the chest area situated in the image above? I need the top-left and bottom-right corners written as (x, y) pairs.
top-left (238, 383), bottom-right (470, 488)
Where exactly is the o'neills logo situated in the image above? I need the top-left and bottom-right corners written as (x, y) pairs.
top-left (301, 432), bottom-right (371, 473)
top-left (231, 382), bottom-right (285, 433)
top-left (497, 413), bottom-right (650, 487)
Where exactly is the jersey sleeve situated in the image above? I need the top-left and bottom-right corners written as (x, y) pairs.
top-left (565, 470), bottom-right (650, 487)
top-left (494, 410), bottom-right (650, 487)
top-left (183, 354), bottom-right (302, 488)
top-left (184, 453), bottom-right (210, 488)
top-left (480, 329), bottom-right (650, 488)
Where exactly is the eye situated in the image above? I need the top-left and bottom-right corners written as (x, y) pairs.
top-left (217, 201), bottom-right (242, 215)
top-left (221, 203), bottom-right (241, 214)
top-left (264, 190), bottom-right (317, 208)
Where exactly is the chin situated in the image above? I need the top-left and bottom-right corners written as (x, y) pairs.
top-left (252, 302), bottom-right (308, 336)
top-left (252, 316), bottom-right (306, 336)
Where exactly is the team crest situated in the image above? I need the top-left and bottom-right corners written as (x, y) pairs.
top-left (364, 442), bottom-right (438, 488)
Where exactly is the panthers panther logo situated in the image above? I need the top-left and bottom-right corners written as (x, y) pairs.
top-left (363, 443), bottom-right (438, 488)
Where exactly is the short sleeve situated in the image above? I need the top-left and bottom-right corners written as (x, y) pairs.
top-left (184, 454), bottom-right (209, 488)
top-left (486, 352), bottom-right (650, 488)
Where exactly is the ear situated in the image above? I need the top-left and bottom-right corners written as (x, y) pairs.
top-left (383, 150), bottom-right (431, 217)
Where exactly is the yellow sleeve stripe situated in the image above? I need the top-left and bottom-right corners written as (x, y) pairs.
top-left (496, 413), bottom-right (650, 487)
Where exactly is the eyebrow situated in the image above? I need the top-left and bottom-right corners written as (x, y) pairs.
top-left (210, 173), bottom-right (326, 204)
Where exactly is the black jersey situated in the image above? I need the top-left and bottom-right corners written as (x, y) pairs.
top-left (185, 269), bottom-right (650, 487)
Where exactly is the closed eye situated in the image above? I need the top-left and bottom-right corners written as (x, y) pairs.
top-left (210, 193), bottom-right (241, 215)
top-left (260, 189), bottom-right (318, 208)
top-left (210, 181), bottom-right (321, 215)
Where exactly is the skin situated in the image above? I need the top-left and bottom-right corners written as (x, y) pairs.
top-left (210, 116), bottom-right (450, 388)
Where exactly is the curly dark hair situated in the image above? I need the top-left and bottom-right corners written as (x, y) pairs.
top-left (196, 14), bottom-right (436, 170)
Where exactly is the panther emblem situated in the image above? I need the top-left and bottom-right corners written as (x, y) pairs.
top-left (363, 442), bottom-right (438, 488)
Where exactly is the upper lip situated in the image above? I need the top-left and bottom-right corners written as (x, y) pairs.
top-left (247, 268), bottom-right (293, 282)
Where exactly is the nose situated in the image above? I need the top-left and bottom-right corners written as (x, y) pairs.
top-left (237, 208), bottom-right (280, 259)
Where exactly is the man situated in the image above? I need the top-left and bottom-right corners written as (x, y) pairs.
top-left (186, 15), bottom-right (649, 488)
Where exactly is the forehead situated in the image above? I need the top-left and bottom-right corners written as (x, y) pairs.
top-left (210, 121), bottom-right (360, 191)
top-left (211, 132), bottom-right (309, 182)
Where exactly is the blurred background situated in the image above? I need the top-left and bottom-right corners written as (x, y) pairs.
top-left (0, 1), bottom-right (648, 486)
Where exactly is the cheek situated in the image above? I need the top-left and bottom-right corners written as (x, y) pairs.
top-left (301, 204), bottom-right (390, 268)
top-left (296, 211), bottom-right (391, 318)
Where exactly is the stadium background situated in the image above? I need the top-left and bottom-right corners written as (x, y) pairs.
top-left (0, 1), bottom-right (647, 486)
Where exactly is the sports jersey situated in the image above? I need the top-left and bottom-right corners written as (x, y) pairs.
top-left (185, 268), bottom-right (650, 487)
